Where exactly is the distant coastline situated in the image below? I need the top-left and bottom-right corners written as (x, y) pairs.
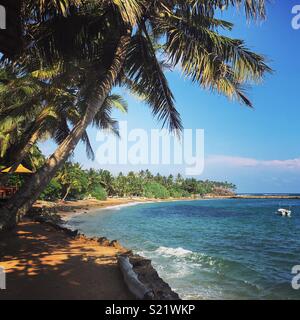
top-left (202, 193), bottom-right (300, 200)
top-left (30, 193), bottom-right (300, 222)
top-left (233, 194), bottom-right (300, 200)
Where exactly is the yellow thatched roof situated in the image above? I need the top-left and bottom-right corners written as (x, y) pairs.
top-left (1, 164), bottom-right (33, 174)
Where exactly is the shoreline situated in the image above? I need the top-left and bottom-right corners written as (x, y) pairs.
top-left (233, 195), bottom-right (300, 199)
top-left (24, 198), bottom-right (183, 300)
top-left (1, 201), bottom-right (180, 300)
top-left (30, 194), bottom-right (300, 226)
top-left (33, 194), bottom-right (300, 222)
top-left (2, 195), bottom-right (299, 299)
top-left (19, 195), bottom-right (298, 300)
top-left (32, 197), bottom-right (198, 221)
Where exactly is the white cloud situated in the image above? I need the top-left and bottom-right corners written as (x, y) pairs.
top-left (206, 155), bottom-right (300, 170)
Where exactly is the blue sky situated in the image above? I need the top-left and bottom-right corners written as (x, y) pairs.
top-left (41, 1), bottom-right (300, 193)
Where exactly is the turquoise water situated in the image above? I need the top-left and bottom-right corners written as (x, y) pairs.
top-left (68, 199), bottom-right (300, 300)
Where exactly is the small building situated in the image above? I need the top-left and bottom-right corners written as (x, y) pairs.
top-left (0, 164), bottom-right (33, 199)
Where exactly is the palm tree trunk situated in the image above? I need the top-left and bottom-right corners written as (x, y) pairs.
top-left (62, 186), bottom-right (71, 202)
top-left (8, 129), bottom-right (41, 172)
top-left (0, 33), bottom-right (130, 232)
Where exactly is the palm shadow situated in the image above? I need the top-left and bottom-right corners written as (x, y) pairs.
top-left (0, 220), bottom-right (133, 300)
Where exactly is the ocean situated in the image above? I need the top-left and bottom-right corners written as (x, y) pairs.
top-left (68, 199), bottom-right (300, 300)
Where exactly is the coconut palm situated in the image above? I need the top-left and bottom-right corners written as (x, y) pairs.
top-left (98, 170), bottom-right (116, 196)
top-left (57, 162), bottom-right (88, 201)
top-left (0, 0), bottom-right (271, 230)
top-left (0, 66), bottom-right (127, 171)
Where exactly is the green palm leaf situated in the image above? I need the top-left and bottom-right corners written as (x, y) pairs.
top-left (125, 32), bottom-right (182, 131)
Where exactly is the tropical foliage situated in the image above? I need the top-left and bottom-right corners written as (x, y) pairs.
top-left (0, 0), bottom-right (271, 230)
top-left (37, 164), bottom-right (237, 201)
top-left (0, 66), bottom-right (128, 169)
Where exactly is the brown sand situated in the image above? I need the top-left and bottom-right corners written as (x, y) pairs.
top-left (34, 198), bottom-right (152, 219)
top-left (0, 219), bottom-right (133, 300)
top-left (34, 196), bottom-right (198, 220)
top-left (0, 197), bottom-right (193, 300)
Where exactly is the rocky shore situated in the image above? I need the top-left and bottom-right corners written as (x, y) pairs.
top-left (128, 255), bottom-right (180, 300)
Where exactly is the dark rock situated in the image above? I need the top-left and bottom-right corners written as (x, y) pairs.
top-left (129, 254), bottom-right (181, 300)
top-left (110, 240), bottom-right (123, 249)
top-left (63, 228), bottom-right (79, 237)
top-left (98, 237), bottom-right (110, 246)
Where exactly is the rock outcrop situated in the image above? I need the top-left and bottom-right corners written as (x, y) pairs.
top-left (119, 254), bottom-right (181, 300)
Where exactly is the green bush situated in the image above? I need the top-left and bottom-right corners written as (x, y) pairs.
top-left (181, 190), bottom-right (191, 198)
top-left (169, 188), bottom-right (182, 198)
top-left (40, 179), bottom-right (62, 201)
top-left (143, 182), bottom-right (170, 199)
top-left (90, 186), bottom-right (107, 200)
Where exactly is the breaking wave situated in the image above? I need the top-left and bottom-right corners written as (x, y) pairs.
top-left (155, 246), bottom-right (193, 257)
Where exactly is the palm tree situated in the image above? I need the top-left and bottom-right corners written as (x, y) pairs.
top-left (86, 168), bottom-right (103, 193)
top-left (145, 169), bottom-right (154, 182)
top-left (57, 162), bottom-right (87, 201)
top-left (175, 173), bottom-right (184, 186)
top-left (0, 0), bottom-right (271, 230)
top-left (114, 172), bottom-right (130, 197)
top-left (0, 67), bottom-right (128, 170)
top-left (98, 170), bottom-right (115, 196)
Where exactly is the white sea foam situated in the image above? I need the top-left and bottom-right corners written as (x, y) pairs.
top-left (102, 201), bottom-right (153, 211)
top-left (155, 246), bottom-right (193, 257)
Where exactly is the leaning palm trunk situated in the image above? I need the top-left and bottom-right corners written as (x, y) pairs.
top-left (62, 186), bottom-right (71, 202)
top-left (0, 33), bottom-right (130, 231)
top-left (8, 129), bottom-right (41, 172)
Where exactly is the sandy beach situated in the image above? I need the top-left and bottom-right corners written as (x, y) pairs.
top-left (34, 198), bottom-right (146, 218)
top-left (0, 197), bottom-right (182, 300)
top-left (32, 196), bottom-right (199, 221)
top-left (0, 199), bottom-right (142, 300)
top-left (0, 218), bottom-right (135, 300)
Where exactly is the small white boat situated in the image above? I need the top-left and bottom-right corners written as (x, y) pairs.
top-left (277, 208), bottom-right (292, 217)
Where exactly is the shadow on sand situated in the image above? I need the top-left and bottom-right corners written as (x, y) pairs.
top-left (0, 220), bottom-right (133, 300)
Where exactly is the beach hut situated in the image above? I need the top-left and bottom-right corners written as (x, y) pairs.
top-left (0, 164), bottom-right (33, 199)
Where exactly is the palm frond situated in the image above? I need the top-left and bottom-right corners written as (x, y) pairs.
top-left (93, 101), bottom-right (120, 137)
top-left (151, 11), bottom-right (271, 106)
top-left (103, 94), bottom-right (128, 113)
top-left (125, 32), bottom-right (182, 132)
top-left (189, 0), bottom-right (267, 20)
top-left (29, 0), bottom-right (82, 17)
top-left (112, 0), bottom-right (144, 26)
top-left (81, 130), bottom-right (95, 161)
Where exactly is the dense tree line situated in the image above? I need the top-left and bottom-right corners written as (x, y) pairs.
top-left (38, 162), bottom-right (236, 201)
top-left (1, 148), bottom-right (236, 201)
